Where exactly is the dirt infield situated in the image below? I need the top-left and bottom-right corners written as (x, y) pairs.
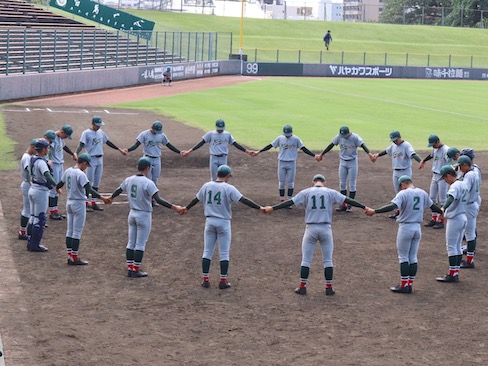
top-left (1, 76), bottom-right (487, 366)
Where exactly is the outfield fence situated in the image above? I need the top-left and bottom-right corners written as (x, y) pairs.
top-left (242, 49), bottom-right (488, 68)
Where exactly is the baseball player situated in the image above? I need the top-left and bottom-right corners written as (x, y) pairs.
top-left (446, 147), bottom-right (460, 165)
top-left (123, 121), bottom-right (181, 187)
top-left (27, 138), bottom-right (57, 252)
top-left (184, 165), bottom-right (262, 289)
top-left (455, 156), bottom-right (481, 268)
top-left (436, 165), bottom-right (468, 283)
top-left (315, 125), bottom-right (374, 212)
top-left (162, 67), bottom-right (172, 86)
top-left (252, 125), bottom-right (315, 203)
top-left (110, 157), bottom-right (183, 278)
top-left (181, 119), bottom-right (251, 181)
top-left (460, 148), bottom-right (482, 188)
top-left (76, 116), bottom-right (127, 212)
top-left (372, 130), bottom-right (421, 219)
top-left (262, 173), bottom-right (366, 296)
top-left (419, 134), bottom-right (449, 229)
top-left (18, 139), bottom-right (37, 240)
top-left (47, 125), bottom-right (77, 220)
top-left (56, 153), bottom-right (111, 265)
top-left (365, 176), bottom-right (442, 294)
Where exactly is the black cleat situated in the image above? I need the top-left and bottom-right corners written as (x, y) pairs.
top-left (128, 270), bottom-right (148, 278)
top-left (294, 287), bottom-right (307, 295)
top-left (325, 287), bottom-right (335, 296)
top-left (335, 205), bottom-right (347, 212)
top-left (201, 280), bottom-right (210, 288)
top-left (460, 260), bottom-right (475, 269)
top-left (92, 203), bottom-right (104, 211)
top-left (390, 285), bottom-right (410, 294)
top-left (218, 281), bottom-right (231, 289)
top-left (29, 244), bottom-right (48, 252)
top-left (433, 222), bottom-right (444, 229)
top-left (50, 212), bottom-right (65, 220)
top-left (389, 213), bottom-right (399, 219)
top-left (436, 274), bottom-right (458, 283)
top-left (424, 220), bottom-right (436, 227)
top-left (67, 258), bottom-right (89, 265)
top-left (345, 205), bottom-right (352, 213)
top-left (86, 205), bottom-right (94, 212)
top-left (18, 233), bottom-right (28, 240)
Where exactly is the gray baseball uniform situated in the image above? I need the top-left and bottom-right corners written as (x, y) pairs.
top-left (428, 144), bottom-right (450, 204)
top-left (20, 152), bottom-right (32, 219)
top-left (79, 128), bottom-right (108, 188)
top-left (271, 135), bottom-right (304, 191)
top-left (61, 167), bottom-right (90, 240)
top-left (196, 180), bottom-right (243, 263)
top-left (444, 180), bottom-right (468, 257)
top-left (119, 175), bottom-right (159, 252)
top-left (292, 186), bottom-right (345, 269)
top-left (136, 129), bottom-right (170, 185)
top-left (386, 141), bottom-right (417, 193)
top-left (331, 133), bottom-right (364, 192)
top-left (202, 130), bottom-right (236, 180)
top-left (461, 169), bottom-right (480, 242)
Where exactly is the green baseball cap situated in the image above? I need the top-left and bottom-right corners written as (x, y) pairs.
top-left (44, 130), bottom-right (56, 142)
top-left (137, 157), bottom-right (152, 170)
top-left (455, 155), bottom-right (471, 167)
top-left (78, 153), bottom-right (91, 166)
top-left (62, 124), bottom-right (73, 139)
top-left (152, 121), bottom-right (163, 134)
top-left (217, 164), bottom-right (232, 176)
top-left (313, 174), bottom-right (326, 182)
top-left (389, 130), bottom-right (401, 141)
top-left (283, 125), bottom-right (293, 137)
top-left (440, 165), bottom-right (455, 177)
top-left (397, 175), bottom-right (412, 188)
top-left (215, 119), bottom-right (225, 130)
top-left (446, 147), bottom-right (460, 163)
top-left (427, 134), bottom-right (439, 147)
top-left (339, 126), bottom-right (350, 138)
top-left (30, 138), bottom-right (38, 146)
top-left (92, 116), bottom-right (105, 126)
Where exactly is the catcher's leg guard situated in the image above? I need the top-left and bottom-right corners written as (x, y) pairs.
top-left (30, 213), bottom-right (48, 252)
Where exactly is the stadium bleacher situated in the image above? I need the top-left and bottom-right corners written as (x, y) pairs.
top-left (0, 0), bottom-right (183, 74)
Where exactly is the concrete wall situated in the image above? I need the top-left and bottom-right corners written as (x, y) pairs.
top-left (0, 60), bottom-right (241, 102)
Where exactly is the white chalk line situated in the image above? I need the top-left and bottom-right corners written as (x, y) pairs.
top-left (275, 79), bottom-right (488, 121)
top-left (1, 108), bottom-right (139, 115)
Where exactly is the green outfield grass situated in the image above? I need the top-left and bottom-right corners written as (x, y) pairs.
top-left (113, 77), bottom-right (487, 151)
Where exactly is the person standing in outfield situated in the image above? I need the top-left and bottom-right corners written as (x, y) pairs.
top-left (123, 121), bottom-right (182, 187)
top-left (27, 138), bottom-right (57, 252)
top-left (455, 156), bottom-right (481, 268)
top-left (181, 119), bottom-right (252, 181)
top-left (262, 173), bottom-right (366, 296)
top-left (18, 139), bottom-right (37, 240)
top-left (110, 157), bottom-right (184, 278)
top-left (47, 124), bottom-right (77, 220)
top-left (56, 154), bottom-right (111, 265)
top-left (183, 165), bottom-right (262, 289)
top-left (323, 30), bottom-right (332, 50)
top-left (372, 130), bottom-right (421, 219)
top-left (419, 134), bottom-right (449, 230)
top-left (315, 125), bottom-right (375, 212)
top-left (76, 116), bottom-right (127, 212)
top-left (436, 165), bottom-right (468, 283)
top-left (251, 125), bottom-right (316, 203)
top-left (365, 176), bottom-right (442, 294)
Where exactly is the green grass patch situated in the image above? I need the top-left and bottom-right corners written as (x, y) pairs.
top-left (0, 113), bottom-right (19, 170)
top-left (111, 77), bottom-right (487, 152)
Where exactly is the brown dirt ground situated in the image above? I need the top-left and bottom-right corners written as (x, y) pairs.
top-left (1, 76), bottom-right (487, 366)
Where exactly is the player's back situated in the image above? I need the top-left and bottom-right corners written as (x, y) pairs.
top-left (293, 186), bottom-right (344, 224)
top-left (197, 181), bottom-right (243, 220)
top-left (121, 175), bottom-right (158, 212)
top-left (393, 187), bottom-right (432, 223)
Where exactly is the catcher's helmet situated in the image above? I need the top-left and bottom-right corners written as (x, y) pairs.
top-left (460, 148), bottom-right (475, 160)
top-left (35, 138), bottom-right (50, 150)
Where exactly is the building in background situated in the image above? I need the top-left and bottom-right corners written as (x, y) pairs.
top-left (343, 0), bottom-right (383, 22)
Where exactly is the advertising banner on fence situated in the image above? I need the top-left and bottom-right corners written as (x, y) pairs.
top-left (243, 62), bottom-right (488, 80)
top-left (49, 0), bottom-right (155, 40)
top-left (139, 61), bottom-right (220, 84)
